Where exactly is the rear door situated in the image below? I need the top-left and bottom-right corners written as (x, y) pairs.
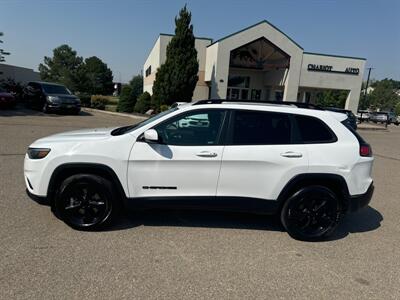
top-left (217, 109), bottom-right (309, 200)
top-left (128, 109), bottom-right (227, 198)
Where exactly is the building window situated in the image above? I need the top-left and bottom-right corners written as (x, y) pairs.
top-left (145, 66), bottom-right (151, 77)
top-left (275, 91), bottom-right (283, 101)
top-left (305, 92), bottom-right (311, 103)
top-left (251, 89), bottom-right (261, 100)
top-left (227, 75), bottom-right (250, 100)
top-left (228, 76), bottom-right (250, 88)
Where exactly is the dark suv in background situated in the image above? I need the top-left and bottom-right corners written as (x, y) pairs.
top-left (23, 81), bottom-right (81, 114)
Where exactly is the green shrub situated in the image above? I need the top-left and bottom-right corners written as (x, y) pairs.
top-left (105, 105), bottom-right (117, 112)
top-left (160, 104), bottom-right (170, 112)
top-left (91, 95), bottom-right (108, 110)
top-left (134, 92), bottom-right (151, 114)
top-left (117, 85), bottom-right (136, 113)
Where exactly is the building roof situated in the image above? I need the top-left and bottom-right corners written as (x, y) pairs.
top-left (156, 20), bottom-right (366, 62)
top-left (206, 20), bottom-right (303, 50)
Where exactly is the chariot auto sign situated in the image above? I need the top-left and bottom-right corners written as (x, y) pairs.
top-left (307, 64), bottom-right (360, 75)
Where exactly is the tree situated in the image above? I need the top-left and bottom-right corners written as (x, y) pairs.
top-left (315, 90), bottom-right (348, 108)
top-left (368, 79), bottom-right (400, 110)
top-left (0, 32), bottom-right (10, 63)
top-left (152, 5), bottom-right (199, 107)
top-left (0, 32), bottom-right (10, 75)
top-left (118, 85), bottom-right (134, 112)
top-left (81, 56), bottom-right (114, 95)
top-left (38, 44), bottom-right (84, 92)
top-left (395, 102), bottom-right (400, 116)
top-left (117, 74), bottom-right (143, 112)
top-left (134, 92), bottom-right (151, 113)
top-left (129, 74), bottom-right (143, 101)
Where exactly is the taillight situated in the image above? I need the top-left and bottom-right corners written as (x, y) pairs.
top-left (360, 144), bottom-right (372, 157)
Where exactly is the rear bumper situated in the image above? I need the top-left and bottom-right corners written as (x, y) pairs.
top-left (347, 182), bottom-right (374, 212)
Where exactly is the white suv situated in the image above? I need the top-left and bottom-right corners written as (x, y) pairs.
top-left (24, 100), bottom-right (374, 241)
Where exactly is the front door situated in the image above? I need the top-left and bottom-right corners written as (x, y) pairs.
top-left (128, 109), bottom-right (227, 198)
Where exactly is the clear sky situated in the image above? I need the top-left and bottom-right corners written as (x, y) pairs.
top-left (1, 0), bottom-right (399, 83)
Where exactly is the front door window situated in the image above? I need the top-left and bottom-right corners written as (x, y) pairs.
top-left (154, 109), bottom-right (226, 146)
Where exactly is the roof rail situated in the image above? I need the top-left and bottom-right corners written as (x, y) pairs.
top-left (193, 99), bottom-right (324, 110)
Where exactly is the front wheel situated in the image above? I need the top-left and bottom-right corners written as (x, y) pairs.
top-left (280, 186), bottom-right (341, 241)
top-left (55, 174), bottom-right (119, 230)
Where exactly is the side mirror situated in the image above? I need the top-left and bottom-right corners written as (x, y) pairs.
top-left (143, 129), bottom-right (159, 143)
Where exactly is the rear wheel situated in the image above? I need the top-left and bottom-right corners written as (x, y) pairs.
top-left (55, 174), bottom-right (118, 230)
top-left (281, 186), bottom-right (341, 241)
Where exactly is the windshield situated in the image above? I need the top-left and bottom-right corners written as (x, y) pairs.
top-left (41, 84), bottom-right (71, 95)
top-left (111, 107), bottom-right (179, 136)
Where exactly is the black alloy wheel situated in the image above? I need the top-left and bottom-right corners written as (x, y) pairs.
top-left (281, 186), bottom-right (341, 241)
top-left (55, 174), bottom-right (117, 230)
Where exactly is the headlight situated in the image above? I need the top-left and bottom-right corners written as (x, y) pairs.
top-left (27, 148), bottom-right (51, 159)
top-left (46, 96), bottom-right (60, 104)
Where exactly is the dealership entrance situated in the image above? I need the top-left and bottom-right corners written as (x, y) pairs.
top-left (226, 37), bottom-right (290, 102)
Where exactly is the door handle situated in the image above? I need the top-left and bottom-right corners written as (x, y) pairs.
top-left (280, 151), bottom-right (303, 158)
top-left (196, 151), bottom-right (218, 158)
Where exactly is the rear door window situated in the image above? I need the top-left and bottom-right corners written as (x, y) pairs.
top-left (229, 110), bottom-right (292, 145)
top-left (294, 115), bottom-right (337, 143)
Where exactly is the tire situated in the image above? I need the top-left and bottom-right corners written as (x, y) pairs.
top-left (280, 186), bottom-right (341, 241)
top-left (54, 174), bottom-right (119, 230)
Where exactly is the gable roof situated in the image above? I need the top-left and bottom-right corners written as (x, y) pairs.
top-left (207, 20), bottom-right (303, 50)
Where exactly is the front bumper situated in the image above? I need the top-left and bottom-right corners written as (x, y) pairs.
top-left (47, 103), bottom-right (81, 113)
top-left (26, 188), bottom-right (49, 206)
top-left (347, 182), bottom-right (374, 212)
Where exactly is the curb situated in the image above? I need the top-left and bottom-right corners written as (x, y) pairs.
top-left (357, 126), bottom-right (388, 131)
top-left (82, 107), bottom-right (148, 120)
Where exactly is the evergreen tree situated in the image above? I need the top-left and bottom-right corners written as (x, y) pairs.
top-left (81, 56), bottom-right (114, 95)
top-left (135, 92), bottom-right (151, 114)
top-left (152, 5), bottom-right (199, 107)
top-left (38, 44), bottom-right (84, 92)
top-left (117, 74), bottom-right (143, 112)
top-left (0, 32), bottom-right (11, 64)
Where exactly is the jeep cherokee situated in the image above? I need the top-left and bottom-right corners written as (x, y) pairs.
top-left (24, 100), bottom-right (374, 241)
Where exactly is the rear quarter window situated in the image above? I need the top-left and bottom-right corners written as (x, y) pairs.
top-left (294, 115), bottom-right (337, 144)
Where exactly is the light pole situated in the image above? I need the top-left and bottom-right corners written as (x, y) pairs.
top-left (363, 67), bottom-right (374, 109)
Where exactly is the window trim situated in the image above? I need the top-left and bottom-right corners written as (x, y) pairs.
top-left (150, 108), bottom-right (229, 146)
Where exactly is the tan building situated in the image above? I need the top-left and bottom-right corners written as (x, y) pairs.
top-left (143, 20), bottom-right (366, 112)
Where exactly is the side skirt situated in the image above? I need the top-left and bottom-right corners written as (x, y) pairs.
top-left (124, 196), bottom-right (279, 215)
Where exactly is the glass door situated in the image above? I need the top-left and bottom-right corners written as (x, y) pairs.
top-left (227, 75), bottom-right (250, 100)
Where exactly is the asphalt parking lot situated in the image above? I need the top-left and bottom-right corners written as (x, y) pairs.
top-left (1, 108), bottom-right (399, 299)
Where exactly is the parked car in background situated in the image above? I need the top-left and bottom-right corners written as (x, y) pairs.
top-left (369, 112), bottom-right (388, 124)
top-left (357, 110), bottom-right (370, 122)
top-left (23, 81), bottom-right (81, 114)
top-left (0, 87), bottom-right (16, 109)
top-left (324, 107), bottom-right (357, 130)
top-left (387, 112), bottom-right (399, 125)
